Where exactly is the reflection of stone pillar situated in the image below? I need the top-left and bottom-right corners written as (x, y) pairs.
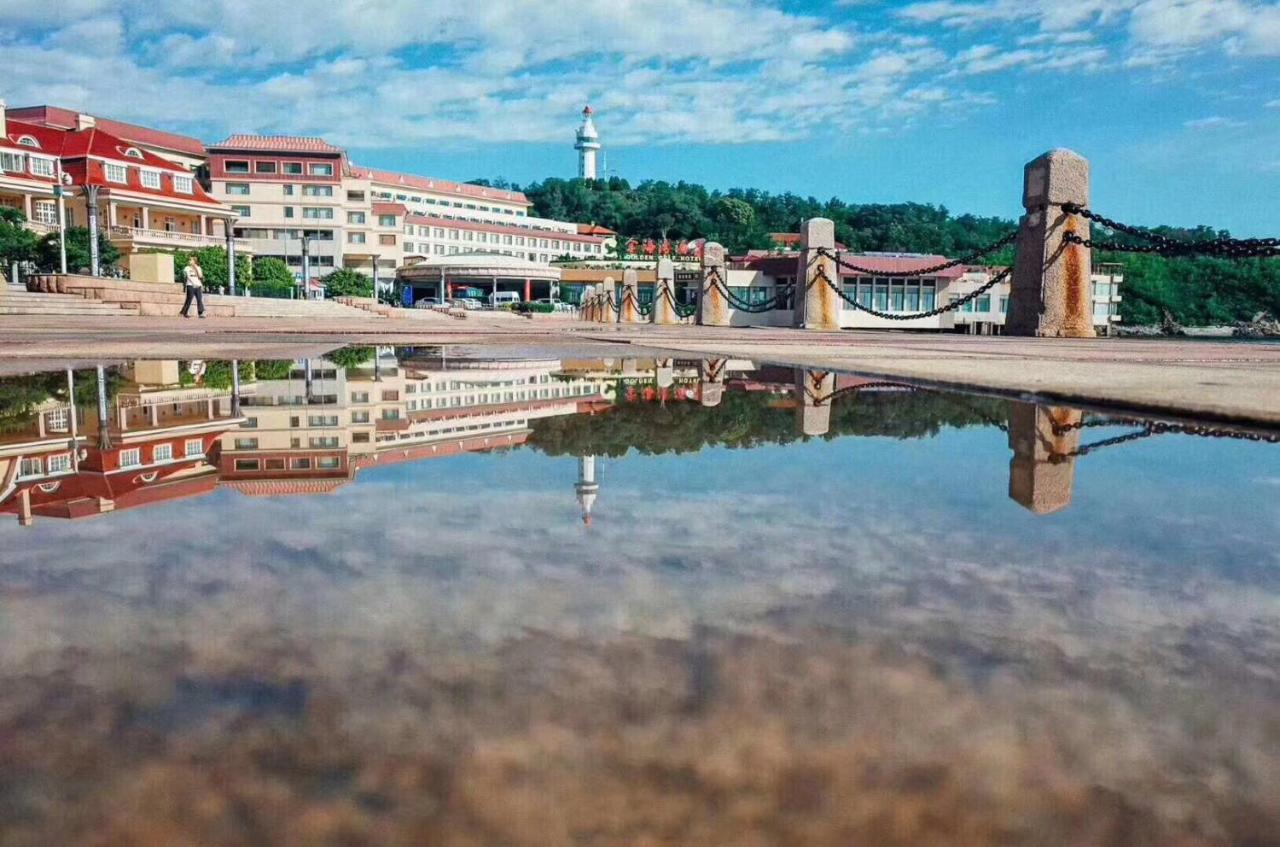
top-left (231, 359), bottom-right (242, 417)
top-left (598, 277), bottom-right (616, 324)
top-left (652, 258), bottom-right (677, 324)
top-left (619, 269), bottom-right (641, 323)
top-left (698, 242), bottom-right (728, 326)
top-left (1008, 149), bottom-right (1095, 338)
top-left (794, 218), bottom-right (839, 330)
top-left (1008, 403), bottom-right (1082, 515)
top-left (575, 454), bottom-right (599, 526)
top-left (795, 368), bottom-right (834, 436)
top-left (699, 358), bottom-right (725, 407)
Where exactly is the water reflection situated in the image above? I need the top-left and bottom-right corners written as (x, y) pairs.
top-left (1, 351), bottom-right (1278, 844)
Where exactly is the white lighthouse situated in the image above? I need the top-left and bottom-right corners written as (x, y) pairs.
top-left (574, 105), bottom-right (601, 180)
top-left (574, 454), bottom-right (599, 525)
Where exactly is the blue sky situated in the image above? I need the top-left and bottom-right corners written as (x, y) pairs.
top-left (2, 1), bottom-right (1279, 234)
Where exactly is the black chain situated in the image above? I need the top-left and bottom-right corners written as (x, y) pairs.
top-left (1059, 203), bottom-right (1280, 259)
top-left (1051, 427), bottom-right (1155, 462)
top-left (814, 230), bottom-right (1017, 278)
top-left (1055, 415), bottom-right (1280, 443)
top-left (819, 265), bottom-right (1011, 320)
top-left (707, 268), bottom-right (793, 313)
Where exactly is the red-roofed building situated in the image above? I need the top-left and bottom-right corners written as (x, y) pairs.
top-left (0, 101), bottom-right (241, 266)
top-left (6, 104), bottom-right (207, 171)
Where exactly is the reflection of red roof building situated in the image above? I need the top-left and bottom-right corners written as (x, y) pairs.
top-left (221, 478), bottom-right (352, 497)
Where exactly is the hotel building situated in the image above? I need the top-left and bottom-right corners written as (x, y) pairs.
top-left (0, 101), bottom-right (240, 268)
top-left (206, 136), bottom-right (612, 285)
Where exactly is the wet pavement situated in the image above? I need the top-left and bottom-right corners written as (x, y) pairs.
top-left (0, 348), bottom-right (1277, 846)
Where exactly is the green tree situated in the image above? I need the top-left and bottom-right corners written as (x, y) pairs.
top-left (252, 256), bottom-right (296, 298)
top-left (324, 346), bottom-right (375, 370)
top-left (36, 226), bottom-right (120, 274)
top-left (0, 208), bottom-right (39, 275)
top-left (322, 268), bottom-right (373, 298)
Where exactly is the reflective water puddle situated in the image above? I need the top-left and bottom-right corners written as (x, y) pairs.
top-left (1, 348), bottom-right (1277, 845)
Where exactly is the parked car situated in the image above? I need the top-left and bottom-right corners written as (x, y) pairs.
top-left (449, 298), bottom-right (482, 310)
top-left (491, 291), bottom-right (521, 308)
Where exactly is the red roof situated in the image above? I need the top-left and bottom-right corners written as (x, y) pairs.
top-left (371, 202), bottom-right (407, 216)
top-left (577, 223), bottom-right (617, 236)
top-left (7, 105), bottom-right (207, 157)
top-left (404, 212), bottom-right (607, 245)
top-left (5, 119), bottom-right (226, 207)
top-left (209, 134), bottom-right (345, 155)
top-left (740, 252), bottom-right (965, 280)
top-left (348, 164), bottom-right (530, 206)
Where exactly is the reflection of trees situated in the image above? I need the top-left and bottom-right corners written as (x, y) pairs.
top-left (324, 347), bottom-right (375, 370)
top-left (0, 370), bottom-right (126, 434)
top-left (254, 360), bottom-right (294, 380)
top-left (528, 390), bottom-right (1011, 457)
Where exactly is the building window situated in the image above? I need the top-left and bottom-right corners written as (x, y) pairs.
top-left (226, 183), bottom-right (250, 195)
top-left (379, 234), bottom-right (395, 245)
top-left (264, 458), bottom-right (285, 470)
top-left (16, 135), bottom-right (39, 148)
top-left (378, 214), bottom-right (396, 226)
top-left (283, 184), bottom-right (295, 196)
top-left (153, 443), bottom-right (173, 462)
top-left (32, 201), bottom-right (57, 225)
top-left (234, 459), bottom-right (260, 471)
top-left (352, 411), bottom-right (370, 423)
top-left (234, 438), bottom-right (259, 449)
top-left (104, 163), bottom-right (128, 184)
top-left (347, 191), bottom-right (365, 202)
top-left (348, 212), bottom-right (365, 224)
top-left (316, 457), bottom-right (341, 470)
top-left (29, 157), bottom-right (54, 177)
top-left (309, 163), bottom-right (334, 176)
top-left (303, 207), bottom-right (333, 219)
top-left (303, 185), bottom-right (333, 197)
top-left (352, 431), bottom-right (370, 443)
top-left (282, 162), bottom-right (303, 174)
top-left (135, 169), bottom-right (160, 189)
top-left (0, 151), bottom-right (24, 172)
top-left (173, 175), bottom-right (193, 194)
top-left (290, 457), bottom-right (312, 470)
top-left (255, 161), bottom-right (277, 174)
top-left (185, 438), bottom-right (203, 457)
top-left (120, 448), bottom-right (142, 468)
top-left (309, 437), bottom-right (339, 448)
top-left (975, 295), bottom-right (991, 312)
top-left (284, 207), bottom-right (294, 218)
top-left (47, 453), bottom-right (72, 474)
top-left (225, 160), bottom-right (250, 173)
top-left (18, 457), bottom-right (42, 477)
top-left (231, 205), bottom-right (251, 217)
top-left (348, 232), bottom-right (366, 244)
top-left (308, 415), bottom-right (339, 427)
top-left (351, 391), bottom-right (369, 403)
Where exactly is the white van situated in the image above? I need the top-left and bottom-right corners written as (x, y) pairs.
top-left (490, 291), bottom-right (521, 307)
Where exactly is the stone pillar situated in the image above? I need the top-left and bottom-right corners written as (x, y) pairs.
top-left (652, 258), bottom-right (677, 324)
top-left (141, 207), bottom-right (149, 230)
top-left (580, 284), bottom-right (595, 320)
top-left (1007, 149), bottom-right (1095, 338)
top-left (1007, 402), bottom-right (1081, 515)
top-left (226, 224), bottom-right (238, 296)
top-left (618, 269), bottom-right (641, 323)
top-left (795, 368), bottom-right (834, 436)
top-left (699, 358), bottom-right (726, 407)
top-left (794, 218), bottom-right (840, 331)
top-left (107, 202), bottom-right (118, 227)
top-left (698, 242), bottom-right (728, 327)
top-left (598, 276), bottom-right (616, 323)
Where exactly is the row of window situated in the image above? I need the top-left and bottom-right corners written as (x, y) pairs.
top-left (233, 456), bottom-right (342, 472)
top-left (399, 226), bottom-right (602, 253)
top-left (345, 212), bottom-right (399, 226)
top-left (226, 183), bottom-right (335, 198)
top-left (228, 205), bottom-right (336, 220)
top-left (372, 190), bottom-right (525, 216)
top-left (223, 160), bottom-right (334, 177)
top-left (17, 453), bottom-right (73, 478)
top-left (839, 279), bottom-right (941, 313)
top-left (113, 439), bottom-right (204, 470)
top-left (0, 150), bottom-right (56, 178)
top-left (101, 161), bottom-right (193, 193)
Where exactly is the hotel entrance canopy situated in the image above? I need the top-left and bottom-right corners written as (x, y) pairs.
top-left (397, 251), bottom-right (561, 303)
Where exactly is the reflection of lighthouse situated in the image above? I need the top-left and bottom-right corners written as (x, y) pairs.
top-left (574, 105), bottom-right (601, 180)
top-left (575, 454), bottom-right (599, 525)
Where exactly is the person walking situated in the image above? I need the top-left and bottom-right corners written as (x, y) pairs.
top-left (180, 255), bottom-right (205, 318)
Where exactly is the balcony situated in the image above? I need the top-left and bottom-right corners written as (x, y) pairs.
top-left (107, 225), bottom-right (253, 253)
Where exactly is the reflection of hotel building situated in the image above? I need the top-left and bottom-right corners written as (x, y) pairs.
top-left (219, 354), bottom-right (612, 494)
top-left (0, 361), bottom-right (243, 525)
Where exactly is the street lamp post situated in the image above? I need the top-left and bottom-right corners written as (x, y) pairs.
top-left (226, 220), bottom-right (238, 297)
top-left (54, 163), bottom-right (70, 274)
top-left (85, 184), bottom-right (101, 277)
top-left (301, 235), bottom-right (311, 300)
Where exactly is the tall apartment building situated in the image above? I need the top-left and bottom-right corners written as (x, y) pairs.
top-left (207, 136), bottom-right (612, 284)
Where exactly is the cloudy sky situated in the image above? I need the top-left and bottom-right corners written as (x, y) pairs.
top-left (2, 1), bottom-right (1278, 234)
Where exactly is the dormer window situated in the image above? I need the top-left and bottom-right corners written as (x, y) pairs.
top-left (17, 135), bottom-right (40, 148)
top-left (173, 174), bottom-right (193, 194)
top-left (124, 147), bottom-right (144, 159)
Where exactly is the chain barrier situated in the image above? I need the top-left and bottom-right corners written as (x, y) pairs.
top-left (707, 267), bottom-right (794, 313)
top-left (1058, 203), bottom-right (1280, 259)
top-left (654, 284), bottom-right (699, 319)
top-left (1050, 427), bottom-right (1155, 462)
top-left (813, 231), bottom-right (1018, 278)
top-left (818, 265), bottom-right (1012, 321)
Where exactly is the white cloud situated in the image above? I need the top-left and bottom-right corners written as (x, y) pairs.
top-left (1183, 116), bottom-right (1247, 128)
top-left (1129, 0), bottom-right (1280, 56)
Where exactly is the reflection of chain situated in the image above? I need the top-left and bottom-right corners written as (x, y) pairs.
top-left (1054, 416), bottom-right (1280, 443)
